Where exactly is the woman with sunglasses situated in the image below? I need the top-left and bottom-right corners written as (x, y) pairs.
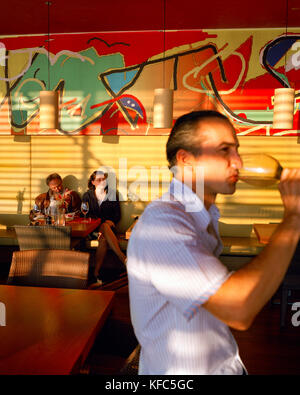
top-left (82, 170), bottom-right (127, 285)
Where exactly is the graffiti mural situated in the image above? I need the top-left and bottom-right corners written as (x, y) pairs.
top-left (0, 29), bottom-right (300, 136)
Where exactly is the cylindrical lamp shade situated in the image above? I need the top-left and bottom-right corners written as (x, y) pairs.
top-left (153, 88), bottom-right (173, 128)
top-left (40, 90), bottom-right (59, 129)
top-left (273, 88), bottom-right (295, 129)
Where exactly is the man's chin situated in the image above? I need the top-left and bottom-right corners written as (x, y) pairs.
top-left (222, 184), bottom-right (237, 195)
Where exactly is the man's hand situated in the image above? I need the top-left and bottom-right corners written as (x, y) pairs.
top-left (203, 168), bottom-right (300, 330)
top-left (63, 188), bottom-right (72, 197)
top-left (279, 168), bottom-right (300, 224)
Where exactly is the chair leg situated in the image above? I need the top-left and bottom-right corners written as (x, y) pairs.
top-left (280, 287), bottom-right (289, 328)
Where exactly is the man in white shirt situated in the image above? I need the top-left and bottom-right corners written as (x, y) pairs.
top-left (127, 110), bottom-right (300, 374)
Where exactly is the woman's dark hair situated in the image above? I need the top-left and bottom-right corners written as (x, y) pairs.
top-left (88, 170), bottom-right (108, 191)
top-left (46, 173), bottom-right (62, 186)
top-left (166, 110), bottom-right (232, 169)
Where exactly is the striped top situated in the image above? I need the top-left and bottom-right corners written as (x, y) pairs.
top-left (127, 178), bottom-right (245, 375)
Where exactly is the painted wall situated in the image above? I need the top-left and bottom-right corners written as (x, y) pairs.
top-left (1, 29), bottom-right (300, 136)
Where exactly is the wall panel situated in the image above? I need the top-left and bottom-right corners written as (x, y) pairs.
top-left (1, 134), bottom-right (300, 229)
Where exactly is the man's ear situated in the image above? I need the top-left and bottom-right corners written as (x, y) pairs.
top-left (176, 149), bottom-right (194, 166)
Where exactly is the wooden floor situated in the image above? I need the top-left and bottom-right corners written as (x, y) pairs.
top-left (232, 297), bottom-right (300, 375)
top-left (85, 286), bottom-right (300, 376)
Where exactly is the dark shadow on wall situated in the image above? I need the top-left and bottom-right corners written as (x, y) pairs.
top-left (16, 188), bottom-right (26, 214)
top-left (63, 175), bottom-right (80, 194)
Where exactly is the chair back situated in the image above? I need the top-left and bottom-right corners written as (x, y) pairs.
top-left (14, 225), bottom-right (71, 250)
top-left (119, 344), bottom-right (140, 375)
top-left (7, 249), bottom-right (89, 289)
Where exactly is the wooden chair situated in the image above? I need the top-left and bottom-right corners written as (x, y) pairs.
top-left (88, 272), bottom-right (128, 291)
top-left (7, 249), bottom-right (89, 289)
top-left (14, 225), bottom-right (72, 250)
top-left (119, 344), bottom-right (140, 375)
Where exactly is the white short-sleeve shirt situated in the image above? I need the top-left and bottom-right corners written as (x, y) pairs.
top-left (127, 178), bottom-right (246, 375)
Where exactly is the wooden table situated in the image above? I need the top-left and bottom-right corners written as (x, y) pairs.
top-left (125, 217), bottom-right (139, 239)
top-left (68, 218), bottom-right (101, 238)
top-left (221, 235), bottom-right (264, 255)
top-left (124, 218), bottom-right (264, 255)
top-left (253, 223), bottom-right (279, 244)
top-left (0, 285), bottom-right (114, 374)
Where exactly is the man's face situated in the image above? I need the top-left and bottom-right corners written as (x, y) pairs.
top-left (48, 178), bottom-right (63, 194)
top-left (177, 118), bottom-right (242, 203)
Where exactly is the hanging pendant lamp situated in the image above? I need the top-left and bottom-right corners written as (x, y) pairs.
top-left (40, 1), bottom-right (59, 130)
top-left (153, 88), bottom-right (173, 129)
top-left (153, 0), bottom-right (173, 129)
top-left (40, 90), bottom-right (59, 129)
top-left (273, 87), bottom-right (295, 129)
top-left (272, 0), bottom-right (295, 130)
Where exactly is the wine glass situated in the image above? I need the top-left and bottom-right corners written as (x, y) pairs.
top-left (81, 201), bottom-right (89, 222)
top-left (239, 154), bottom-right (283, 187)
top-left (50, 205), bottom-right (59, 225)
top-left (32, 203), bottom-right (40, 217)
top-left (43, 206), bottom-right (52, 225)
top-left (32, 203), bottom-right (42, 225)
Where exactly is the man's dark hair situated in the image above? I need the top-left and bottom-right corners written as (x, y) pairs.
top-left (46, 173), bottom-right (62, 186)
top-left (166, 110), bottom-right (232, 169)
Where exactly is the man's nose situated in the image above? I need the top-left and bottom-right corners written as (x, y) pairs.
top-left (230, 152), bottom-right (243, 170)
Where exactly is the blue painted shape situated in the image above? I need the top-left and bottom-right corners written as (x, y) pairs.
top-left (119, 96), bottom-right (143, 118)
top-left (106, 68), bottom-right (139, 95)
top-left (266, 38), bottom-right (298, 67)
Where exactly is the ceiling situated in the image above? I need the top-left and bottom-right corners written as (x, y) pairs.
top-left (1, 0), bottom-right (300, 36)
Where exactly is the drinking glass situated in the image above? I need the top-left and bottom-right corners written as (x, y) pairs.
top-left (44, 206), bottom-right (52, 225)
top-left (33, 203), bottom-right (40, 215)
top-left (81, 201), bottom-right (89, 222)
top-left (32, 203), bottom-right (45, 225)
top-left (50, 206), bottom-right (58, 225)
top-left (239, 154), bottom-right (283, 187)
top-left (57, 207), bottom-right (66, 226)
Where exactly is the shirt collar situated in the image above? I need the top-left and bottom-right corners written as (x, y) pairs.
top-left (168, 177), bottom-right (220, 231)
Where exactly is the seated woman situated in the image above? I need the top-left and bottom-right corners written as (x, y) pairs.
top-left (82, 169), bottom-right (127, 284)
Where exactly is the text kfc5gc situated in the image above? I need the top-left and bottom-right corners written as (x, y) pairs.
top-left (149, 379), bottom-right (194, 390)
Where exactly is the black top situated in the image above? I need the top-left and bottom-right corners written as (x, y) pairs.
top-left (82, 189), bottom-right (121, 225)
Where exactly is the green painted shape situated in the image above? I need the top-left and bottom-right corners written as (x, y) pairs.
top-left (233, 109), bottom-right (274, 123)
top-left (10, 48), bottom-right (125, 132)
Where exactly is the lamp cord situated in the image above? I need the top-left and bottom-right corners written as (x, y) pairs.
top-left (163, 0), bottom-right (166, 88)
top-left (46, 1), bottom-right (51, 90)
top-left (284, 0), bottom-right (289, 85)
